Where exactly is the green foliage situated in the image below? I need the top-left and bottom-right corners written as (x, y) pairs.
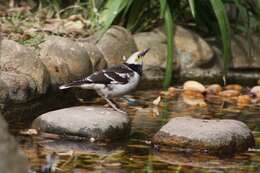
top-left (19, 0), bottom-right (260, 87)
top-left (159, 0), bottom-right (174, 89)
top-left (95, 0), bottom-right (260, 87)
top-left (210, 0), bottom-right (231, 76)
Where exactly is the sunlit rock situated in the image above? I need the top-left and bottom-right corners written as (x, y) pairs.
top-left (250, 86), bottom-right (260, 98)
top-left (237, 95), bottom-right (251, 107)
top-left (32, 106), bottom-right (130, 141)
top-left (39, 36), bottom-right (92, 89)
top-left (182, 91), bottom-right (207, 107)
top-left (168, 87), bottom-right (177, 95)
top-left (183, 81), bottom-right (206, 93)
top-left (224, 84), bottom-right (242, 92)
top-left (152, 117), bottom-right (255, 155)
top-left (219, 90), bottom-right (240, 97)
top-left (182, 96), bottom-right (207, 107)
top-left (206, 84), bottom-right (222, 95)
top-left (97, 26), bottom-right (137, 67)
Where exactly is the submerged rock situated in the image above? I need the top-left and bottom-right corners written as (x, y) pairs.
top-left (32, 106), bottom-right (130, 141)
top-left (0, 115), bottom-right (27, 173)
top-left (97, 26), bottom-right (137, 67)
top-left (39, 36), bottom-right (92, 89)
top-left (152, 117), bottom-right (254, 155)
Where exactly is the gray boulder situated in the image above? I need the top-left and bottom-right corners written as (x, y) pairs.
top-left (77, 42), bottom-right (107, 71)
top-left (0, 115), bottom-right (28, 173)
top-left (39, 36), bottom-right (92, 89)
top-left (152, 117), bottom-right (254, 155)
top-left (134, 26), bottom-right (217, 82)
top-left (97, 25), bottom-right (138, 67)
top-left (32, 106), bottom-right (130, 141)
top-left (231, 34), bottom-right (260, 69)
top-left (0, 71), bottom-right (36, 103)
top-left (134, 28), bottom-right (178, 82)
top-left (0, 39), bottom-right (50, 102)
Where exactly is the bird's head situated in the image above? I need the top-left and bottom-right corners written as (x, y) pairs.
top-left (126, 48), bottom-right (150, 65)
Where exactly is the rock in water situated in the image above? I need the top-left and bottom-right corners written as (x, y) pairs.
top-left (0, 115), bottom-right (27, 173)
top-left (32, 106), bottom-right (131, 141)
top-left (152, 117), bottom-right (254, 155)
top-left (183, 80), bottom-right (206, 93)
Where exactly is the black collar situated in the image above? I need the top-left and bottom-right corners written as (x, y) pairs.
top-left (124, 63), bottom-right (142, 76)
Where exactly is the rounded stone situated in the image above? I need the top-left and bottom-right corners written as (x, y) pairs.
top-left (77, 42), bottom-right (107, 71)
top-left (0, 71), bottom-right (36, 103)
top-left (0, 39), bottom-right (50, 95)
top-left (32, 106), bottom-right (131, 141)
top-left (183, 80), bottom-right (206, 93)
top-left (39, 36), bottom-right (92, 89)
top-left (152, 117), bottom-right (255, 155)
top-left (97, 25), bottom-right (137, 67)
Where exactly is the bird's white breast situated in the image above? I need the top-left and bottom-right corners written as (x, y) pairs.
top-left (101, 72), bottom-right (140, 98)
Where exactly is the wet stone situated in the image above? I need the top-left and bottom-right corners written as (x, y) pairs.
top-left (152, 117), bottom-right (255, 155)
top-left (0, 115), bottom-right (28, 173)
top-left (32, 106), bottom-right (131, 141)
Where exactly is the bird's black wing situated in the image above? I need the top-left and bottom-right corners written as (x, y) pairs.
top-left (77, 64), bottom-right (134, 85)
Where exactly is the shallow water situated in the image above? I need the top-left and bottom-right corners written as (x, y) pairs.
top-left (6, 90), bottom-right (260, 173)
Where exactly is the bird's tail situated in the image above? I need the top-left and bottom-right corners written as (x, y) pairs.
top-left (59, 82), bottom-right (76, 90)
top-left (59, 79), bottom-right (91, 90)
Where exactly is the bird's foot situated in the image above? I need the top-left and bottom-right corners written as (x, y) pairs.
top-left (103, 97), bottom-right (127, 114)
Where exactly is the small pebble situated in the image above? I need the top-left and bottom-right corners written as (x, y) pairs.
top-left (183, 90), bottom-right (204, 99)
top-left (183, 81), bottom-right (206, 93)
top-left (219, 90), bottom-right (240, 97)
top-left (224, 84), bottom-right (242, 92)
top-left (237, 95), bottom-right (251, 107)
top-left (90, 137), bottom-right (95, 143)
top-left (250, 86), bottom-right (260, 98)
top-left (168, 86), bottom-right (176, 94)
top-left (206, 84), bottom-right (222, 95)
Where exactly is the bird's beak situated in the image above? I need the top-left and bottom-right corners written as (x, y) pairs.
top-left (138, 48), bottom-right (150, 57)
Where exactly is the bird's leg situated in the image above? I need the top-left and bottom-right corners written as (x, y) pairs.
top-left (103, 97), bottom-right (127, 114)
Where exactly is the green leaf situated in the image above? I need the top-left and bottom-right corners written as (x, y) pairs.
top-left (188, 0), bottom-right (196, 18)
top-left (210, 0), bottom-right (231, 76)
top-left (159, 0), bottom-right (167, 18)
top-left (98, 0), bottom-right (129, 38)
top-left (159, 0), bottom-right (174, 89)
top-left (126, 0), bottom-right (146, 31)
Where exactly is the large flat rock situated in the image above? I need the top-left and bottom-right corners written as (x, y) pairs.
top-left (152, 117), bottom-right (255, 155)
top-left (32, 106), bottom-right (131, 141)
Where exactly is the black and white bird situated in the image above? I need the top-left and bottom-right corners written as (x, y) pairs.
top-left (59, 48), bottom-right (149, 113)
